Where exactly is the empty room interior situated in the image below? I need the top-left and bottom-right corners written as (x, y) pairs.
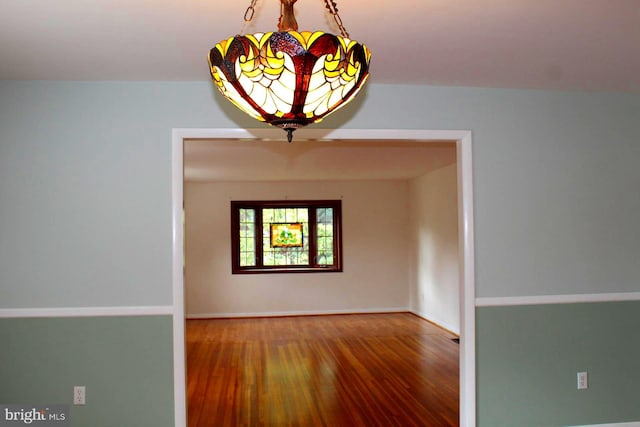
top-left (183, 137), bottom-right (462, 426)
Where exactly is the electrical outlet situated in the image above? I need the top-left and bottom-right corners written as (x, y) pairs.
top-left (577, 372), bottom-right (588, 390)
top-left (73, 386), bottom-right (86, 405)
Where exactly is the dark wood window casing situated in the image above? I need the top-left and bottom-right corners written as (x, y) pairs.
top-left (231, 200), bottom-right (343, 274)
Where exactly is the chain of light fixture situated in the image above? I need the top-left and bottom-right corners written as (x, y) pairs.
top-left (322, 0), bottom-right (349, 38)
top-left (240, 0), bottom-right (350, 38)
top-left (240, 0), bottom-right (260, 35)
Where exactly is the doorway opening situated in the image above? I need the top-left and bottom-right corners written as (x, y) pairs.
top-left (171, 128), bottom-right (476, 427)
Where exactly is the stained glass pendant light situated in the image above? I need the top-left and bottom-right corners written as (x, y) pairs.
top-left (209, 0), bottom-right (371, 142)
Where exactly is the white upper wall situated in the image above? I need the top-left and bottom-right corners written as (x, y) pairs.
top-left (1, 81), bottom-right (638, 308)
top-left (184, 180), bottom-right (411, 316)
top-left (408, 163), bottom-right (460, 333)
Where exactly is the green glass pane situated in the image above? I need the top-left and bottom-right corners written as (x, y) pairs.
top-left (240, 252), bottom-right (255, 267)
top-left (317, 207), bottom-right (334, 224)
top-left (318, 237), bottom-right (333, 251)
top-left (324, 225), bottom-right (333, 237)
top-left (261, 246), bottom-right (309, 266)
top-left (240, 208), bottom-right (255, 222)
top-left (263, 252), bottom-right (274, 265)
top-left (325, 208), bottom-right (333, 223)
top-left (240, 223), bottom-right (254, 237)
top-left (263, 209), bottom-right (274, 223)
top-left (247, 237), bottom-right (255, 251)
top-left (318, 238), bottom-right (325, 250)
top-left (263, 224), bottom-right (270, 244)
top-left (317, 251), bottom-right (333, 265)
top-left (263, 234), bottom-right (271, 251)
top-left (303, 224), bottom-right (309, 249)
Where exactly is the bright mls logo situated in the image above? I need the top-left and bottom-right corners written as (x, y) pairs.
top-left (0, 405), bottom-right (69, 426)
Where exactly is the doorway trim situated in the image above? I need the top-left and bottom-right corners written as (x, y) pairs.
top-left (171, 127), bottom-right (476, 427)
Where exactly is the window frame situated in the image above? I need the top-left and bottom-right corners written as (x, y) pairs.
top-left (230, 200), bottom-right (343, 274)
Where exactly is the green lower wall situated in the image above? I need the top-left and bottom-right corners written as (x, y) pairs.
top-left (2, 303), bottom-right (639, 426)
top-left (0, 316), bottom-right (174, 427)
top-left (477, 300), bottom-right (640, 427)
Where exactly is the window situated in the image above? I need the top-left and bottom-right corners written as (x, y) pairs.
top-left (231, 200), bottom-right (343, 274)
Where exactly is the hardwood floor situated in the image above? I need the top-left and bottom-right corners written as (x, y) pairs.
top-left (187, 313), bottom-right (459, 426)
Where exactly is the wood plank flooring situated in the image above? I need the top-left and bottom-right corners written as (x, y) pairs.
top-left (187, 313), bottom-right (459, 426)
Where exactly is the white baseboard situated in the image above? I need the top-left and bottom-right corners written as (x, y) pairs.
top-left (0, 306), bottom-right (174, 318)
top-left (186, 307), bottom-right (409, 319)
top-left (568, 422), bottom-right (640, 427)
top-left (410, 310), bottom-right (460, 335)
top-left (476, 292), bottom-right (640, 307)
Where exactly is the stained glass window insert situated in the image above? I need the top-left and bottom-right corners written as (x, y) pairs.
top-left (270, 223), bottom-right (304, 248)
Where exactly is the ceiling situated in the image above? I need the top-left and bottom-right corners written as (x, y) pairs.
top-left (1, 0), bottom-right (638, 92)
top-left (184, 139), bottom-right (456, 181)
top-left (3, 1), bottom-right (636, 182)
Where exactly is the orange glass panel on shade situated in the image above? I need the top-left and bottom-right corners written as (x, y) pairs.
top-left (208, 0), bottom-right (371, 142)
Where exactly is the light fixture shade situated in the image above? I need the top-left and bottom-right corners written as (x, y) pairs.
top-left (209, 31), bottom-right (370, 131)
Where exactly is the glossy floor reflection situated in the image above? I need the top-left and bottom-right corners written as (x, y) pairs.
top-left (187, 313), bottom-right (459, 426)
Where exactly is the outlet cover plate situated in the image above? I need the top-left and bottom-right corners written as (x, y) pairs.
top-left (577, 372), bottom-right (588, 390)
